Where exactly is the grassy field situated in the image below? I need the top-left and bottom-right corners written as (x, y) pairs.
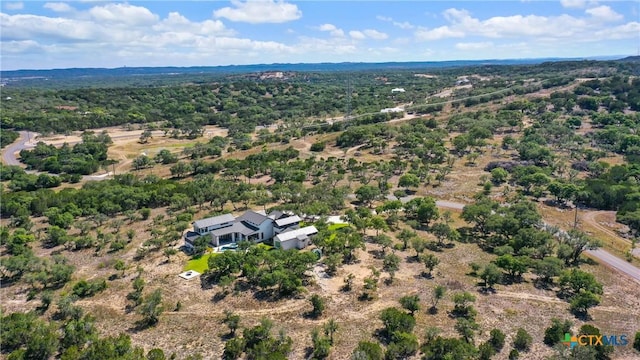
top-left (183, 253), bottom-right (216, 273)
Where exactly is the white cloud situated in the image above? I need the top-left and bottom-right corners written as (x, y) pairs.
top-left (349, 30), bottom-right (366, 40)
top-left (317, 23), bottom-right (344, 37)
top-left (4, 2), bottom-right (23, 10)
top-left (44, 2), bottom-right (74, 13)
top-left (586, 5), bottom-right (623, 22)
top-left (560, 0), bottom-right (587, 8)
top-left (89, 3), bottom-right (159, 26)
top-left (593, 21), bottom-right (640, 40)
top-left (363, 29), bottom-right (388, 40)
top-left (415, 26), bottom-right (465, 41)
top-left (214, 0), bottom-right (301, 24)
top-left (455, 41), bottom-right (493, 50)
top-left (376, 15), bottom-right (415, 29)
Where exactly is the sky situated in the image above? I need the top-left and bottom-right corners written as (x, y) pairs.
top-left (1, 0), bottom-right (639, 70)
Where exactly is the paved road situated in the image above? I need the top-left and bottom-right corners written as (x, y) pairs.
top-left (585, 249), bottom-right (640, 283)
top-left (2, 131), bottom-right (34, 166)
top-left (1, 131), bottom-right (113, 181)
top-left (434, 199), bottom-right (640, 284)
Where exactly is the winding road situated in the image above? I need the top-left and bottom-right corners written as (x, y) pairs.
top-left (1, 131), bottom-right (114, 181)
top-left (434, 200), bottom-right (640, 284)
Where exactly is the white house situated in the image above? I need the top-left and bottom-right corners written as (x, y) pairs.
top-left (391, 88), bottom-right (405, 93)
top-left (380, 107), bottom-right (403, 113)
top-left (273, 226), bottom-right (318, 250)
top-left (185, 210), bottom-right (302, 248)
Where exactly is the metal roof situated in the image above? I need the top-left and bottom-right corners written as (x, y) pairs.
top-left (274, 226), bottom-right (318, 242)
top-left (210, 222), bottom-right (256, 237)
top-left (275, 215), bottom-right (301, 227)
top-left (193, 213), bottom-right (235, 229)
top-left (237, 210), bottom-right (270, 226)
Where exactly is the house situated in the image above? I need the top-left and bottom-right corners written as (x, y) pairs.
top-left (380, 107), bottom-right (403, 113)
top-left (184, 210), bottom-right (303, 248)
top-left (391, 88), bottom-right (405, 93)
top-left (273, 226), bottom-right (318, 250)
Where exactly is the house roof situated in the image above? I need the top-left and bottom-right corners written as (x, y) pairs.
top-left (274, 226), bottom-right (318, 242)
top-left (268, 210), bottom-right (285, 220)
top-left (237, 210), bottom-right (270, 226)
top-left (275, 215), bottom-right (301, 227)
top-left (193, 213), bottom-right (235, 229)
top-left (210, 222), bottom-right (256, 237)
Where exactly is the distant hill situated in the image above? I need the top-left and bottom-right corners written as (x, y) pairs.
top-left (0, 57), bottom-right (622, 80)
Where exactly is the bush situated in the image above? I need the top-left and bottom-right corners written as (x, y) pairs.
top-left (488, 328), bottom-right (506, 352)
top-left (310, 141), bottom-right (326, 152)
top-left (513, 328), bottom-right (532, 352)
top-left (634, 331), bottom-right (640, 352)
top-left (72, 279), bottom-right (107, 298)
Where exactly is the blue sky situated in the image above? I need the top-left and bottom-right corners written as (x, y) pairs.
top-left (1, 1), bottom-right (638, 70)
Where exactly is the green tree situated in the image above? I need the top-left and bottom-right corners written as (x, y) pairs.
top-left (399, 295), bottom-right (420, 316)
top-left (513, 328), bottom-right (532, 352)
top-left (379, 307), bottom-right (416, 339)
top-left (544, 318), bottom-right (572, 346)
top-left (480, 263), bottom-right (502, 290)
top-left (383, 253), bottom-right (401, 283)
top-left (452, 292), bottom-right (477, 319)
top-left (356, 185), bottom-right (381, 207)
top-left (138, 289), bottom-right (163, 327)
top-left (310, 294), bottom-right (325, 318)
top-left (420, 253), bottom-right (440, 278)
top-left (430, 285), bottom-right (446, 314)
top-left (397, 229), bottom-right (416, 250)
top-left (352, 341), bottom-right (383, 360)
top-left (491, 168), bottom-right (509, 185)
top-left (534, 257), bottom-right (564, 284)
top-left (488, 328), bottom-right (506, 352)
top-left (578, 324), bottom-right (613, 359)
top-left (455, 318), bottom-right (479, 343)
top-left (222, 310), bottom-right (241, 337)
top-left (569, 291), bottom-right (600, 316)
top-left (633, 331), bottom-right (640, 352)
top-left (398, 173), bottom-right (420, 192)
top-left (411, 237), bottom-right (427, 258)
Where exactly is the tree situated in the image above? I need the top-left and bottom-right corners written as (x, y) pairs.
top-left (398, 173), bottom-right (420, 192)
top-left (139, 130), bottom-right (153, 143)
top-left (421, 336), bottom-right (478, 360)
top-left (310, 294), bottom-right (325, 318)
top-left (488, 328), bottom-right (506, 352)
top-left (480, 263), bottom-right (502, 290)
top-left (494, 254), bottom-right (528, 280)
top-left (375, 234), bottom-right (393, 256)
top-left (163, 248), bottom-right (177, 263)
top-left (223, 337), bottom-right (245, 360)
top-left (533, 257), bottom-right (564, 284)
top-left (455, 318), bottom-right (479, 343)
top-left (559, 269), bottom-right (603, 297)
top-left (133, 155), bottom-right (153, 170)
top-left (146, 348), bottom-right (166, 360)
top-left (399, 295), bottom-right (420, 316)
top-left (356, 185), bottom-right (381, 207)
top-left (352, 341), bottom-right (383, 360)
top-left (385, 331), bottom-right (419, 359)
top-left (430, 285), bottom-right (446, 314)
top-left (559, 229), bottom-right (601, 265)
top-left (138, 289), bottom-right (163, 327)
top-left (222, 310), bottom-right (241, 337)
top-left (397, 229), bottom-right (416, 250)
top-left (491, 168), bottom-right (509, 185)
top-left (311, 328), bottom-right (332, 359)
top-left (513, 328), bottom-right (532, 352)
top-left (544, 318), bottom-right (572, 346)
top-left (323, 319), bottom-right (338, 344)
top-left (569, 291), bottom-right (600, 316)
top-left (410, 237), bottom-right (427, 258)
top-left (452, 292), bottom-right (476, 319)
top-left (379, 307), bottom-right (416, 338)
top-left (420, 253), bottom-right (440, 278)
top-left (383, 253), bottom-right (401, 283)
top-left (170, 161), bottom-right (191, 178)
top-left (634, 331), bottom-right (640, 352)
